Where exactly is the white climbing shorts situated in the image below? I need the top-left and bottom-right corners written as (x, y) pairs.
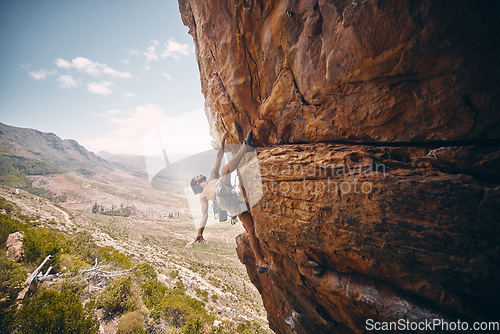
top-left (215, 180), bottom-right (248, 216)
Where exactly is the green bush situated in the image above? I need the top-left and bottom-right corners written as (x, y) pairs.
top-left (182, 316), bottom-right (203, 334)
top-left (1, 197), bottom-right (134, 272)
top-left (117, 311), bottom-right (145, 334)
top-left (0, 213), bottom-right (24, 246)
top-left (23, 227), bottom-right (62, 264)
top-left (175, 280), bottom-right (185, 290)
top-left (64, 231), bottom-right (103, 264)
top-left (0, 198), bottom-right (64, 267)
top-left (151, 288), bottom-right (211, 331)
top-left (8, 156), bottom-right (59, 175)
top-left (1, 199), bottom-right (63, 266)
top-left (59, 253), bottom-right (88, 275)
top-left (0, 196), bottom-right (16, 215)
top-left (28, 187), bottom-right (55, 200)
top-left (236, 321), bottom-right (265, 334)
top-left (0, 157), bottom-right (59, 199)
top-left (195, 288), bottom-right (208, 298)
top-left (101, 246), bottom-right (132, 269)
top-left (141, 278), bottom-right (167, 310)
top-left (169, 269), bottom-right (179, 279)
top-left (0, 253), bottom-right (27, 334)
top-left (0, 253), bottom-right (27, 301)
top-left (100, 274), bottom-right (136, 316)
top-left (15, 288), bottom-right (99, 334)
top-left (134, 262), bottom-right (157, 280)
top-left (64, 233), bottom-right (132, 270)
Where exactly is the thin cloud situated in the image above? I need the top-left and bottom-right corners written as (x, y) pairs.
top-left (161, 72), bottom-right (172, 80)
top-left (106, 109), bottom-right (121, 116)
top-left (55, 57), bottom-right (132, 78)
top-left (142, 38), bottom-right (190, 62)
top-left (82, 104), bottom-right (170, 154)
top-left (87, 81), bottom-right (114, 95)
top-left (29, 69), bottom-right (56, 80)
top-left (109, 104), bottom-right (169, 135)
top-left (161, 39), bottom-right (190, 59)
top-left (57, 75), bottom-right (78, 88)
top-left (143, 40), bottom-right (160, 61)
top-left (20, 64), bottom-right (32, 71)
top-left (95, 109), bottom-right (121, 117)
top-left (123, 91), bottom-right (136, 98)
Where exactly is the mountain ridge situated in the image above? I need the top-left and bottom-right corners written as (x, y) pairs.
top-left (0, 122), bottom-right (110, 173)
top-left (97, 151), bottom-right (148, 176)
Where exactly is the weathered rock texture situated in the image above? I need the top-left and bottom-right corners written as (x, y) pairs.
top-left (179, 0), bottom-right (500, 333)
top-left (6, 231), bottom-right (24, 262)
top-left (179, 0), bottom-right (499, 145)
top-left (237, 144), bottom-right (500, 333)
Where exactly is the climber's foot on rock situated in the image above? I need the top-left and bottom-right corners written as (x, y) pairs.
top-left (243, 130), bottom-right (255, 152)
top-left (256, 262), bottom-right (269, 274)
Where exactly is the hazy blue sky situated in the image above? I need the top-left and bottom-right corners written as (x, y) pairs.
top-left (0, 0), bottom-right (212, 155)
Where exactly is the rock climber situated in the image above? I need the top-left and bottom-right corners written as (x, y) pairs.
top-left (190, 130), bottom-right (268, 274)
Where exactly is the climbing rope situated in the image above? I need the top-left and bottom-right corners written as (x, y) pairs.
top-left (262, 271), bottom-right (289, 333)
top-left (277, 300), bottom-right (286, 317)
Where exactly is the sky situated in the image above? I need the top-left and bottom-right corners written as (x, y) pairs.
top-left (0, 0), bottom-right (213, 156)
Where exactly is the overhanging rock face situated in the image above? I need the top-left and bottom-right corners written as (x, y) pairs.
top-left (179, 0), bottom-right (499, 146)
top-left (178, 0), bottom-right (500, 333)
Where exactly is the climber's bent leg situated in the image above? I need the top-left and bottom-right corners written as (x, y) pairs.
top-left (239, 211), bottom-right (267, 269)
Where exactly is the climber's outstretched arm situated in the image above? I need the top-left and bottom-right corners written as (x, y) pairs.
top-left (196, 197), bottom-right (208, 243)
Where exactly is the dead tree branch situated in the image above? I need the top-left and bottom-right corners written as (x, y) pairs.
top-left (81, 258), bottom-right (132, 279)
top-left (22, 255), bottom-right (61, 297)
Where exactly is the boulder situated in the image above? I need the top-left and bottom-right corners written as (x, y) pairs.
top-left (6, 231), bottom-right (25, 262)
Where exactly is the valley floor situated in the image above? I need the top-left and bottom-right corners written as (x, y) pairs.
top-left (1, 168), bottom-right (270, 331)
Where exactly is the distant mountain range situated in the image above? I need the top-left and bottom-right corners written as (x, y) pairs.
top-left (0, 122), bottom-right (111, 174)
top-left (97, 151), bottom-right (147, 176)
top-left (0, 122), bottom-right (154, 177)
top-left (0, 122), bottom-right (223, 193)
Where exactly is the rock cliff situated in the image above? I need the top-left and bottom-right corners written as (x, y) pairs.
top-left (179, 1), bottom-right (500, 333)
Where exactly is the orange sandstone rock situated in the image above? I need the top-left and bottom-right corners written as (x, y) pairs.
top-left (179, 0), bottom-right (500, 333)
top-left (179, 0), bottom-right (500, 146)
top-left (237, 144), bottom-right (500, 333)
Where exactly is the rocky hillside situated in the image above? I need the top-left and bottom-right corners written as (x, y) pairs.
top-left (179, 1), bottom-right (500, 333)
top-left (0, 122), bottom-right (111, 174)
